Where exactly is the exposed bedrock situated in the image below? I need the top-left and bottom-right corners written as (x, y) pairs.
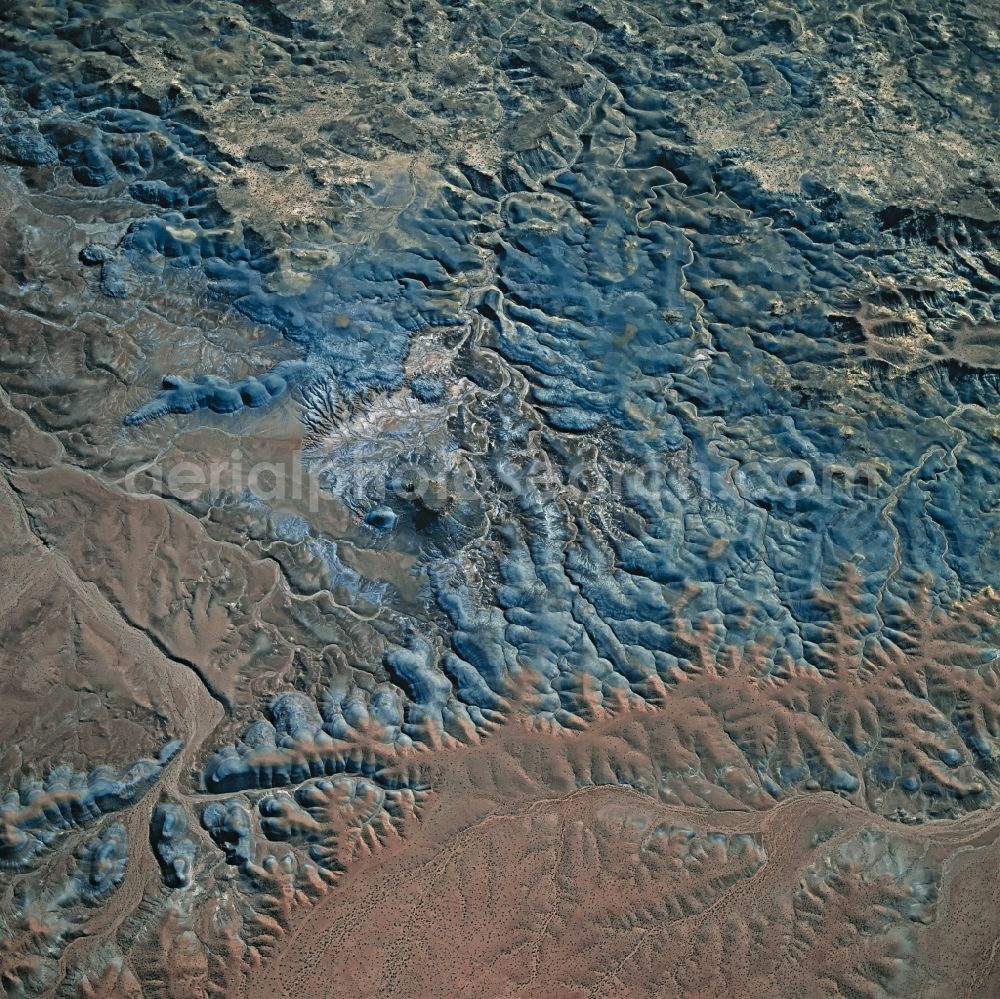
top-left (124, 359), bottom-right (312, 425)
top-left (0, 742), bottom-right (179, 871)
top-left (150, 802), bottom-right (197, 888)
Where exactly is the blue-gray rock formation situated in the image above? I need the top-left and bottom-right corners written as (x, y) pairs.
top-left (125, 360), bottom-right (312, 425)
top-left (150, 802), bottom-right (197, 888)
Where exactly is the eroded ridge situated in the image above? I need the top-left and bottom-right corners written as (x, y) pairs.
top-left (124, 360), bottom-right (312, 426)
